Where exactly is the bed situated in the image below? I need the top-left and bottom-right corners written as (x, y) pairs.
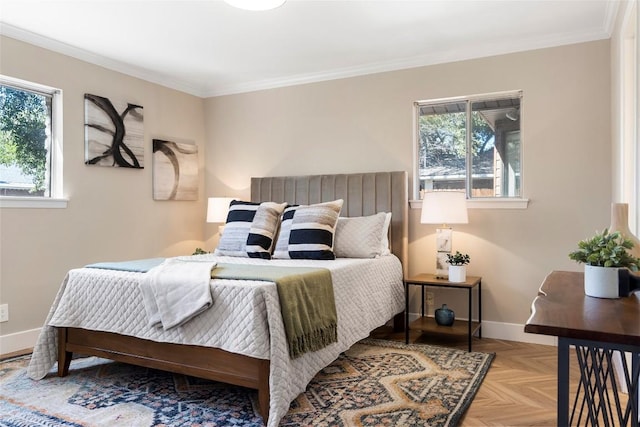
top-left (27, 171), bottom-right (409, 427)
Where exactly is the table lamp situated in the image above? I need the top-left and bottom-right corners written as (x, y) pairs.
top-left (207, 197), bottom-right (234, 235)
top-left (421, 191), bottom-right (468, 278)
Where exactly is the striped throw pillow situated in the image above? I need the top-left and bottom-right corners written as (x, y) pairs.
top-left (288, 199), bottom-right (343, 260)
top-left (247, 202), bottom-right (286, 258)
top-left (272, 205), bottom-right (298, 259)
top-left (215, 200), bottom-right (285, 258)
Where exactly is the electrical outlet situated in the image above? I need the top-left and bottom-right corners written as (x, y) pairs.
top-left (426, 292), bottom-right (434, 306)
top-left (0, 304), bottom-right (8, 323)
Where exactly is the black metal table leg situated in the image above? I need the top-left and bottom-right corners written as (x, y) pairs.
top-left (405, 281), bottom-right (409, 344)
top-left (478, 279), bottom-right (482, 338)
top-left (558, 337), bottom-right (570, 427)
top-left (467, 287), bottom-right (472, 352)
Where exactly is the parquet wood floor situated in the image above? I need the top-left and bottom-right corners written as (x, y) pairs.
top-left (370, 326), bottom-right (630, 427)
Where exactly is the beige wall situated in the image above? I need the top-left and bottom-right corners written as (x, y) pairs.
top-left (204, 40), bottom-right (612, 330)
top-left (0, 35), bottom-right (613, 351)
top-left (0, 36), bottom-right (206, 341)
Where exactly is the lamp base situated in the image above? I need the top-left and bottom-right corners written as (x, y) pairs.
top-left (436, 253), bottom-right (449, 279)
top-left (435, 227), bottom-right (452, 279)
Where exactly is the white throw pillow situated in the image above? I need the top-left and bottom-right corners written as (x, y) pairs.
top-left (334, 212), bottom-right (389, 258)
top-left (380, 212), bottom-right (392, 256)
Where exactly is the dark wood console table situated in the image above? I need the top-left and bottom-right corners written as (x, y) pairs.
top-left (525, 271), bottom-right (639, 426)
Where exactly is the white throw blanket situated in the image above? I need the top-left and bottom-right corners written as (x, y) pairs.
top-left (140, 257), bottom-right (216, 330)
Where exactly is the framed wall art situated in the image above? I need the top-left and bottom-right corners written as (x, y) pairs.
top-left (152, 138), bottom-right (198, 201)
top-left (84, 93), bottom-right (144, 168)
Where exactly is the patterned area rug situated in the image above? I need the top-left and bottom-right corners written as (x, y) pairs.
top-left (0, 338), bottom-right (493, 426)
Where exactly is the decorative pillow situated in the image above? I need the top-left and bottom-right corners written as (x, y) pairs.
top-left (288, 199), bottom-right (343, 260)
top-left (215, 200), bottom-right (285, 258)
top-left (247, 202), bottom-right (286, 259)
top-left (334, 212), bottom-right (389, 258)
top-left (272, 199), bottom-right (343, 260)
top-left (380, 212), bottom-right (392, 256)
top-left (272, 205), bottom-right (298, 259)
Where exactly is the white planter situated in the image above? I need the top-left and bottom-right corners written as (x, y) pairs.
top-left (448, 265), bottom-right (466, 283)
top-left (584, 265), bottom-right (620, 299)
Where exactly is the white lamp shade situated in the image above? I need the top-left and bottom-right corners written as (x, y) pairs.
top-left (421, 191), bottom-right (468, 225)
top-left (207, 197), bottom-right (234, 223)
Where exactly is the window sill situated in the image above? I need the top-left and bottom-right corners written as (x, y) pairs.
top-left (0, 196), bottom-right (68, 209)
top-left (410, 198), bottom-right (529, 210)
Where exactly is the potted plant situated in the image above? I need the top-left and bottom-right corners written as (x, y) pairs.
top-left (446, 251), bottom-right (470, 283)
top-left (568, 228), bottom-right (640, 298)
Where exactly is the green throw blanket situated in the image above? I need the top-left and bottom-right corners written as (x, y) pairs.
top-left (212, 263), bottom-right (337, 359)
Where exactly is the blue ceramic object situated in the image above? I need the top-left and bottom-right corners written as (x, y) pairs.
top-left (435, 304), bottom-right (455, 326)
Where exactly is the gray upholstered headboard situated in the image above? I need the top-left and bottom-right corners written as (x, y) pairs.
top-left (250, 171), bottom-right (408, 276)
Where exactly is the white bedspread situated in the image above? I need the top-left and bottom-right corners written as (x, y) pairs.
top-left (27, 254), bottom-right (404, 427)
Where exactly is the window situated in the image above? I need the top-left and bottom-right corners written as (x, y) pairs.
top-left (0, 75), bottom-right (62, 200)
top-left (415, 91), bottom-right (522, 200)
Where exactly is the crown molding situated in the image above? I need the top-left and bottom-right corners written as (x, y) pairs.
top-left (1, 19), bottom-right (614, 99)
top-left (0, 23), bottom-right (205, 97)
top-left (602, 0), bottom-right (622, 36)
top-left (203, 27), bottom-right (612, 97)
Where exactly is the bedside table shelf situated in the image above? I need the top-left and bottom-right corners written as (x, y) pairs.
top-left (405, 273), bottom-right (482, 351)
top-left (409, 317), bottom-right (481, 337)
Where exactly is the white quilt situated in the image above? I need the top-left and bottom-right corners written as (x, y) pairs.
top-left (27, 254), bottom-right (404, 427)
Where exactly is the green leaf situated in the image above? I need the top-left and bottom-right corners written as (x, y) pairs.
top-left (569, 228), bottom-right (640, 270)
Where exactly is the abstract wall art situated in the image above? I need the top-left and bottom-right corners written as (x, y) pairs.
top-left (84, 93), bottom-right (144, 168)
top-left (152, 139), bottom-right (198, 201)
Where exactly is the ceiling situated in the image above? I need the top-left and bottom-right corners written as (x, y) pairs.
top-left (0, 0), bottom-right (620, 98)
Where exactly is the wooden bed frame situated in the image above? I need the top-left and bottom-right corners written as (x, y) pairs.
top-left (56, 171), bottom-right (408, 423)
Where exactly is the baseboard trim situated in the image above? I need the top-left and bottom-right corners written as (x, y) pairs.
top-left (1, 319), bottom-right (556, 357)
top-left (0, 327), bottom-right (40, 356)
top-left (407, 313), bottom-right (557, 346)
top-left (480, 320), bottom-right (557, 346)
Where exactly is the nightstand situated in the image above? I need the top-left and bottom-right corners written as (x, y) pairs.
top-left (404, 273), bottom-right (482, 351)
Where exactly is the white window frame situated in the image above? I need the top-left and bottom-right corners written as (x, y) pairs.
top-left (0, 75), bottom-right (66, 208)
top-left (412, 90), bottom-right (529, 209)
top-left (619, 1), bottom-right (639, 234)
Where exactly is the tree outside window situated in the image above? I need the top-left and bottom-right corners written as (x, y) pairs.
top-left (0, 78), bottom-right (57, 197)
top-left (416, 92), bottom-right (522, 199)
